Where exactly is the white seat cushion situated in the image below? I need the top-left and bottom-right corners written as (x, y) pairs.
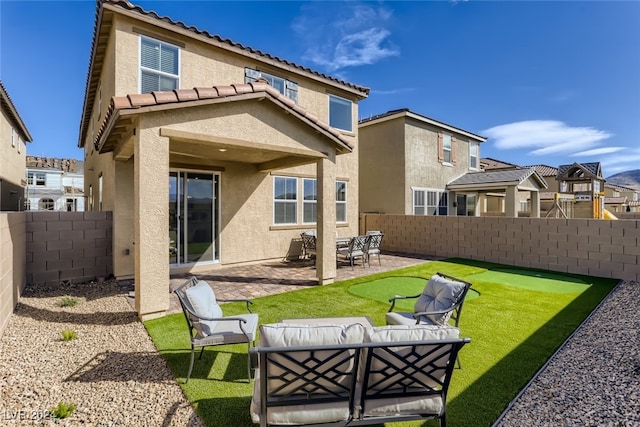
top-left (250, 323), bottom-right (365, 425)
top-left (184, 280), bottom-right (222, 336)
top-left (413, 274), bottom-right (466, 324)
top-left (358, 325), bottom-right (460, 418)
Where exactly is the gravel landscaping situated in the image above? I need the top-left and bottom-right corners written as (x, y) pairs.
top-left (495, 279), bottom-right (640, 427)
top-left (0, 281), bottom-right (203, 426)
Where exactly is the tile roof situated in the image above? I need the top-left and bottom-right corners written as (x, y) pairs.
top-left (447, 168), bottom-right (547, 188)
top-left (522, 164), bottom-right (558, 177)
top-left (604, 197), bottom-right (627, 204)
top-left (605, 183), bottom-right (638, 193)
top-left (480, 157), bottom-right (520, 170)
top-left (94, 79), bottom-right (352, 153)
top-left (359, 108), bottom-right (486, 142)
top-left (80, 0), bottom-right (369, 147)
top-left (0, 81), bottom-right (32, 142)
top-left (557, 162), bottom-right (602, 179)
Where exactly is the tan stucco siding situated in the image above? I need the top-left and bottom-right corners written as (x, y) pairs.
top-left (0, 109), bottom-right (26, 188)
top-left (358, 119), bottom-right (406, 214)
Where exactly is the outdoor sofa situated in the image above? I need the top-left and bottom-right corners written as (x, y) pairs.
top-left (250, 322), bottom-right (469, 427)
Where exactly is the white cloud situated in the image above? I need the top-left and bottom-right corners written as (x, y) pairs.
top-left (292, 3), bottom-right (399, 72)
top-left (370, 87), bottom-right (416, 96)
top-left (572, 147), bottom-right (625, 156)
top-left (600, 148), bottom-right (640, 175)
top-left (483, 120), bottom-right (612, 156)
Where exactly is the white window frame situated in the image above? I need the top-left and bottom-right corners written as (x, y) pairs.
top-left (442, 133), bottom-right (452, 165)
top-left (35, 173), bottom-right (46, 186)
top-left (413, 188), bottom-right (448, 216)
top-left (328, 94), bottom-right (353, 132)
top-left (273, 176), bottom-right (298, 225)
top-left (27, 172), bottom-right (34, 185)
top-left (98, 174), bottom-right (103, 212)
top-left (11, 128), bottom-right (15, 147)
top-left (39, 198), bottom-right (55, 211)
top-left (139, 36), bottom-right (180, 94)
top-left (245, 68), bottom-right (298, 102)
top-left (336, 180), bottom-right (347, 223)
top-left (302, 178), bottom-right (317, 224)
top-left (469, 141), bottom-right (479, 170)
top-left (413, 189), bottom-right (425, 215)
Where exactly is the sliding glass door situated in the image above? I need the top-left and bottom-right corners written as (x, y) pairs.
top-left (169, 171), bottom-right (219, 265)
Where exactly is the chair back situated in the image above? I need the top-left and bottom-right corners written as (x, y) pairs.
top-left (349, 235), bottom-right (369, 255)
top-left (367, 233), bottom-right (384, 252)
top-left (415, 273), bottom-right (472, 327)
top-left (174, 276), bottom-right (200, 338)
top-left (300, 232), bottom-right (317, 251)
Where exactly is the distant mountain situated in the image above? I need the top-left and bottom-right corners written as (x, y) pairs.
top-left (606, 170), bottom-right (640, 191)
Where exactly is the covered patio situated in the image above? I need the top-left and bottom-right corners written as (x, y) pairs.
top-left (160, 252), bottom-right (436, 314)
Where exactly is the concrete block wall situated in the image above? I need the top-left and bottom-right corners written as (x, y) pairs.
top-left (26, 211), bottom-right (113, 285)
top-left (361, 214), bottom-right (639, 282)
top-left (0, 212), bottom-right (26, 337)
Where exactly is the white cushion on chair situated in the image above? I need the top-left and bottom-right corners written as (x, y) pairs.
top-left (184, 280), bottom-right (222, 336)
top-left (414, 274), bottom-right (466, 324)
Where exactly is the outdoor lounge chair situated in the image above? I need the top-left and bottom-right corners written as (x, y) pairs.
top-left (174, 276), bottom-right (259, 383)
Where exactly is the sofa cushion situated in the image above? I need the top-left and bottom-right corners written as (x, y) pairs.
top-left (184, 280), bottom-right (222, 337)
top-left (358, 325), bottom-right (460, 418)
top-left (413, 274), bottom-right (467, 324)
top-left (250, 323), bottom-right (365, 425)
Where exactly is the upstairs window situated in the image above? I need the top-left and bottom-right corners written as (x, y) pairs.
top-left (140, 36), bottom-right (179, 93)
top-left (35, 173), bottom-right (46, 186)
top-left (27, 172), bottom-right (34, 185)
top-left (11, 128), bottom-right (15, 147)
top-left (469, 142), bottom-right (479, 169)
top-left (442, 134), bottom-right (452, 164)
top-left (329, 94), bottom-right (352, 132)
top-left (245, 68), bottom-right (298, 102)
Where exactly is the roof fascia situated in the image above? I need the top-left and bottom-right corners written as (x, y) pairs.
top-left (360, 110), bottom-right (486, 142)
top-left (0, 84), bottom-right (33, 141)
top-left (97, 91), bottom-right (352, 154)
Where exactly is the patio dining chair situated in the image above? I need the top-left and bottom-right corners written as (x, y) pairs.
top-left (337, 235), bottom-right (370, 269)
top-left (365, 231), bottom-right (384, 266)
top-left (300, 231), bottom-right (317, 260)
top-left (174, 277), bottom-right (259, 383)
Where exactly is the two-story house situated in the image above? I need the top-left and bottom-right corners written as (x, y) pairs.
top-left (79, 0), bottom-right (369, 319)
top-left (24, 156), bottom-right (84, 212)
top-left (0, 81), bottom-right (32, 211)
top-left (359, 109), bottom-right (546, 218)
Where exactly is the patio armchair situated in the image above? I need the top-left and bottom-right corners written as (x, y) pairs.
top-left (337, 235), bottom-right (370, 269)
top-left (386, 272), bottom-right (472, 328)
top-left (174, 276), bottom-right (259, 383)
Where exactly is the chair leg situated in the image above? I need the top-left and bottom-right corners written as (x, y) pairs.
top-left (186, 345), bottom-right (196, 384)
top-left (198, 346), bottom-right (205, 360)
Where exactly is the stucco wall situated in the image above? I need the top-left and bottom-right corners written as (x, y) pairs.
top-left (25, 211), bottom-right (113, 285)
top-left (0, 212), bottom-right (25, 337)
top-left (360, 214), bottom-right (640, 281)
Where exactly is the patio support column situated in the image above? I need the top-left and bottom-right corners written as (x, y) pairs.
top-left (316, 155), bottom-right (336, 285)
top-left (477, 192), bottom-right (486, 216)
top-left (134, 128), bottom-right (170, 320)
top-left (505, 185), bottom-right (518, 218)
top-left (530, 191), bottom-right (540, 218)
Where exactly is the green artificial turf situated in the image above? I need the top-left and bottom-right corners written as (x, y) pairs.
top-left (145, 258), bottom-right (617, 427)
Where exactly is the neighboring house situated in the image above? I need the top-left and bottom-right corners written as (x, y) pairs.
top-left (79, 0), bottom-right (369, 319)
top-left (0, 81), bottom-right (32, 211)
top-left (358, 109), bottom-right (546, 218)
top-left (604, 183), bottom-right (639, 213)
top-left (24, 156), bottom-right (84, 212)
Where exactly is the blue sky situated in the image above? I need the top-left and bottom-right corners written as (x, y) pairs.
top-left (1, 0), bottom-right (639, 176)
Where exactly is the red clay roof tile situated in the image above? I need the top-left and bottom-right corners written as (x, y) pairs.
top-left (194, 87), bottom-right (219, 99)
top-left (127, 93), bottom-right (155, 107)
top-left (153, 90), bottom-right (178, 104)
top-left (231, 83), bottom-right (253, 95)
top-left (174, 89), bottom-right (199, 102)
top-left (215, 86), bottom-right (236, 97)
